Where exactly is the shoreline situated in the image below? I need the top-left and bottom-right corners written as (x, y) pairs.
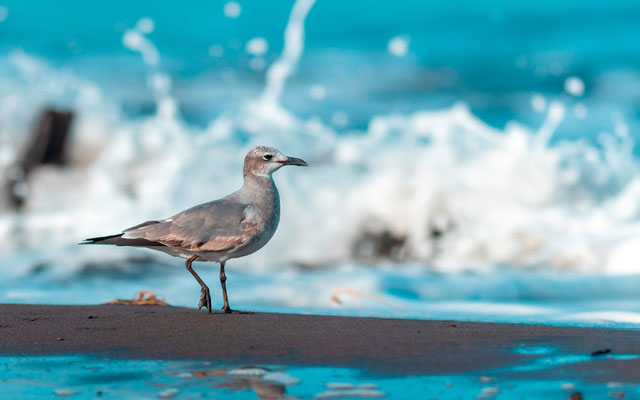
top-left (1, 304), bottom-right (639, 382)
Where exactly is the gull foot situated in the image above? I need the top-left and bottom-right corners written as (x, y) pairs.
top-left (221, 306), bottom-right (253, 314)
top-left (198, 288), bottom-right (212, 313)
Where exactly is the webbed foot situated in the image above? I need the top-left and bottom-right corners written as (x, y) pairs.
top-left (221, 306), bottom-right (252, 314)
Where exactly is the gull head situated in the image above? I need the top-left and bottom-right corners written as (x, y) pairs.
top-left (244, 146), bottom-right (308, 177)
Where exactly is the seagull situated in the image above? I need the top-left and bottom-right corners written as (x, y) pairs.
top-left (82, 146), bottom-right (308, 314)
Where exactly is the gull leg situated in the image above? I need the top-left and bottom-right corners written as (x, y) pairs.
top-left (219, 261), bottom-right (232, 313)
top-left (220, 262), bottom-right (252, 314)
top-left (185, 255), bottom-right (211, 313)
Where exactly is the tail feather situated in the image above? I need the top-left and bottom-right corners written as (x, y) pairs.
top-left (80, 234), bottom-right (166, 247)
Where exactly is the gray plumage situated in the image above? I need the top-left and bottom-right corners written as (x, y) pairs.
top-left (82, 146), bottom-right (308, 313)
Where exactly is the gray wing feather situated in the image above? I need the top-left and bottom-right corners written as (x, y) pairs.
top-left (123, 199), bottom-right (260, 252)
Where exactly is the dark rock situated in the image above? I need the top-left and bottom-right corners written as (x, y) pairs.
top-left (6, 109), bottom-right (74, 208)
top-left (352, 230), bottom-right (407, 262)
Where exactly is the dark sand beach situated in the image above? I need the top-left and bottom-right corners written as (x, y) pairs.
top-left (1, 303), bottom-right (639, 384)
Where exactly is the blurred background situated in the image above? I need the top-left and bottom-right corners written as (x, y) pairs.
top-left (1, 0), bottom-right (640, 325)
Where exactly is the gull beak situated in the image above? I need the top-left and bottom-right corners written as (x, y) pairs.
top-left (280, 156), bottom-right (308, 167)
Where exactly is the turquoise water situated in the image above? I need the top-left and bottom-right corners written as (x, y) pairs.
top-left (1, 0), bottom-right (639, 134)
top-left (4, 266), bottom-right (640, 328)
top-left (1, 351), bottom-right (638, 399)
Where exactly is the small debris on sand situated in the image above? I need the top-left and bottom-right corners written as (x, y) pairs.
top-left (158, 388), bottom-right (179, 398)
top-left (228, 367), bottom-right (271, 376)
top-left (480, 386), bottom-right (500, 397)
top-left (262, 371), bottom-right (300, 386)
top-left (591, 348), bottom-right (611, 357)
top-left (105, 291), bottom-right (168, 306)
top-left (330, 287), bottom-right (402, 309)
top-left (216, 378), bottom-right (286, 398)
top-left (189, 369), bottom-right (226, 378)
top-left (324, 383), bottom-right (380, 392)
top-left (56, 337), bottom-right (64, 341)
top-left (53, 388), bottom-right (75, 397)
top-left (315, 389), bottom-right (386, 399)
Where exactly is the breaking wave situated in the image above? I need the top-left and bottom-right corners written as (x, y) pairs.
top-left (1, 0), bottom-right (639, 323)
top-left (1, 2), bottom-right (640, 279)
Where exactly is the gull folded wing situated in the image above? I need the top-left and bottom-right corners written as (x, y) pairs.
top-left (122, 200), bottom-right (262, 252)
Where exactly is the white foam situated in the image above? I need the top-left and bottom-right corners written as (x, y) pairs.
top-left (135, 17), bottom-right (155, 34)
top-left (246, 37), bottom-right (269, 56)
top-left (567, 311), bottom-right (640, 324)
top-left (387, 35), bottom-right (410, 57)
top-left (531, 94), bottom-right (546, 112)
top-left (3, 45), bottom-right (640, 278)
top-left (248, 57), bottom-right (266, 71)
top-left (564, 77), bottom-right (585, 97)
top-left (0, 6), bottom-right (8, 22)
top-left (251, 0), bottom-right (316, 126)
top-left (573, 103), bottom-right (587, 119)
top-left (223, 1), bottom-right (241, 19)
top-left (123, 24), bottom-right (159, 66)
top-left (309, 84), bottom-right (327, 100)
top-left (208, 44), bottom-right (224, 58)
top-left (331, 111), bottom-right (349, 127)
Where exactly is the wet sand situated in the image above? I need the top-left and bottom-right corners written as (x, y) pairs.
top-left (0, 304), bottom-right (638, 383)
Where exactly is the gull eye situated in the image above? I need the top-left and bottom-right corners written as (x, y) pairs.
top-left (262, 153), bottom-right (273, 161)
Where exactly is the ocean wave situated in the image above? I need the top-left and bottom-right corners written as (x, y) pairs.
top-left (1, 0), bottom-right (639, 284)
top-left (1, 54), bottom-right (638, 278)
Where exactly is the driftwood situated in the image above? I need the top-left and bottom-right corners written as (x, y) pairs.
top-left (105, 291), bottom-right (169, 306)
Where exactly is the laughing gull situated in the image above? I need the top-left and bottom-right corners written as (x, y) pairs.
top-left (82, 146), bottom-right (308, 313)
